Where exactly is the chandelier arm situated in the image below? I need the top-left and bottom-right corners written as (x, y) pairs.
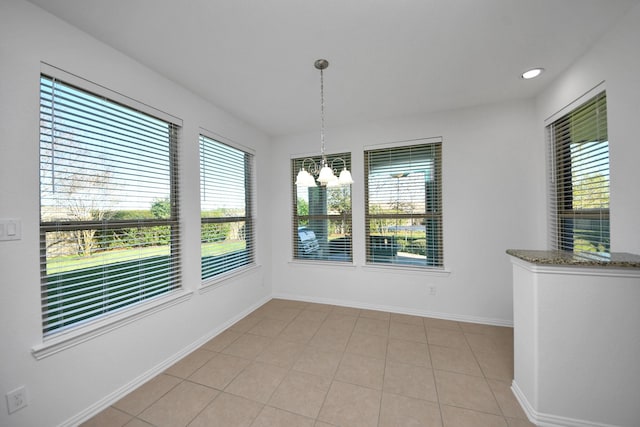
top-left (300, 157), bottom-right (319, 175)
top-left (330, 157), bottom-right (346, 172)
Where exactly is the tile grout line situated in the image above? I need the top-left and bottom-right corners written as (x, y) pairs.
top-left (308, 304), bottom-right (339, 426)
top-left (462, 325), bottom-right (511, 424)
top-left (423, 318), bottom-right (445, 427)
top-left (374, 313), bottom-right (391, 427)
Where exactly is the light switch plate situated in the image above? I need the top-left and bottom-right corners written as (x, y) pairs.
top-left (0, 219), bottom-right (21, 241)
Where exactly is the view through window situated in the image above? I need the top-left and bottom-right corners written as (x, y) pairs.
top-left (364, 139), bottom-right (443, 267)
top-left (292, 153), bottom-right (352, 262)
top-left (200, 134), bottom-right (255, 280)
top-left (39, 74), bottom-right (181, 336)
top-left (548, 91), bottom-right (609, 253)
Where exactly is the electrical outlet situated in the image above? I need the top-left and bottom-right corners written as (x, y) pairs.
top-left (6, 386), bottom-right (28, 414)
top-left (429, 286), bottom-right (437, 296)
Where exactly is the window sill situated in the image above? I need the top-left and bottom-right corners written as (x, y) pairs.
top-left (362, 263), bottom-right (451, 276)
top-left (289, 259), bottom-right (357, 268)
top-left (199, 263), bottom-right (262, 293)
top-left (32, 289), bottom-right (193, 360)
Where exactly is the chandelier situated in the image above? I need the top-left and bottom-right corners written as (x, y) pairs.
top-left (295, 59), bottom-right (353, 187)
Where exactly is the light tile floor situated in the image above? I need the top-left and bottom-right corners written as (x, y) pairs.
top-left (81, 299), bottom-right (535, 427)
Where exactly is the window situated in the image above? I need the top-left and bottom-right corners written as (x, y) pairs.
top-left (364, 139), bottom-right (443, 267)
top-left (39, 73), bottom-right (181, 336)
top-left (199, 134), bottom-right (255, 280)
top-left (292, 153), bottom-right (352, 262)
top-left (548, 91), bottom-right (609, 253)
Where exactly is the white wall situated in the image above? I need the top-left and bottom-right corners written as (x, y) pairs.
top-left (536, 1), bottom-right (640, 255)
top-left (271, 99), bottom-right (543, 325)
top-left (0, 1), bottom-right (272, 426)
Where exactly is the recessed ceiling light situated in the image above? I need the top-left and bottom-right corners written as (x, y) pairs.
top-left (521, 68), bottom-right (544, 79)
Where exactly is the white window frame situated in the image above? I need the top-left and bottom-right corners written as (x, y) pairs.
top-left (291, 152), bottom-right (353, 263)
top-left (34, 64), bottom-right (189, 358)
top-left (199, 130), bottom-right (256, 287)
top-left (364, 138), bottom-right (444, 270)
top-left (546, 83), bottom-right (609, 253)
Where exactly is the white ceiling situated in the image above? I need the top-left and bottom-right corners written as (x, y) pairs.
top-left (27, 0), bottom-right (639, 137)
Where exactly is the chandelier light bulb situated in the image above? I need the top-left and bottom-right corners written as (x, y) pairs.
top-left (318, 162), bottom-right (336, 184)
top-left (338, 168), bottom-right (354, 185)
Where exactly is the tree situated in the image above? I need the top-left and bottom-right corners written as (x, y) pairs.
top-left (40, 107), bottom-right (114, 257)
top-left (573, 173), bottom-right (609, 209)
top-left (572, 173), bottom-right (610, 252)
top-left (328, 187), bottom-right (351, 214)
top-left (66, 171), bottom-right (112, 256)
top-left (151, 198), bottom-right (171, 218)
top-left (201, 208), bottom-right (232, 242)
top-left (41, 160), bottom-right (113, 257)
top-left (328, 187), bottom-right (351, 234)
top-left (297, 198), bottom-right (309, 216)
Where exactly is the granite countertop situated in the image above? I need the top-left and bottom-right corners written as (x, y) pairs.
top-left (506, 249), bottom-right (640, 268)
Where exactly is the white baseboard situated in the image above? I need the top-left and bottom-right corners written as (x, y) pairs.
top-left (64, 292), bottom-right (513, 426)
top-left (511, 380), bottom-right (624, 427)
top-left (61, 295), bottom-right (271, 427)
top-left (272, 292), bottom-right (513, 327)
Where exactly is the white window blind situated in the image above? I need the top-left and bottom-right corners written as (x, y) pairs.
top-left (364, 140), bottom-right (443, 267)
top-left (291, 153), bottom-right (352, 262)
top-left (548, 91), bottom-right (609, 253)
top-left (39, 74), bottom-right (181, 336)
top-left (200, 134), bottom-right (255, 280)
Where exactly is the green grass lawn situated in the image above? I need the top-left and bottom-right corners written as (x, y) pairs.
top-left (48, 240), bottom-right (247, 274)
top-left (43, 239), bottom-right (249, 334)
top-left (201, 240), bottom-right (246, 257)
top-left (574, 237), bottom-right (608, 253)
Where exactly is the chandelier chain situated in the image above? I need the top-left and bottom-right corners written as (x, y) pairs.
top-left (320, 67), bottom-right (326, 163)
top-left (293, 58), bottom-right (352, 187)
